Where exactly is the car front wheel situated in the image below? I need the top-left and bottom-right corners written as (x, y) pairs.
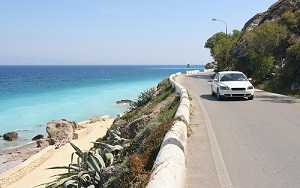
top-left (211, 86), bottom-right (215, 96)
top-left (248, 95), bottom-right (254, 100)
top-left (217, 89), bottom-right (223, 100)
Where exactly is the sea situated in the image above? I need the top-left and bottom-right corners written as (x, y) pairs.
top-left (0, 65), bottom-right (204, 151)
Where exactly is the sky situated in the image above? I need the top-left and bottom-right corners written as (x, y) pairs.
top-left (0, 0), bottom-right (278, 65)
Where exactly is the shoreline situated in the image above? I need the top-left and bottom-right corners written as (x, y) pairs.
top-left (0, 140), bottom-right (35, 152)
top-left (0, 142), bottom-right (45, 174)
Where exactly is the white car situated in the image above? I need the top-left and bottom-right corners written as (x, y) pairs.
top-left (211, 71), bottom-right (254, 100)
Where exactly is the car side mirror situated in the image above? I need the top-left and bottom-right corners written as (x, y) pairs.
top-left (248, 78), bottom-right (252, 81)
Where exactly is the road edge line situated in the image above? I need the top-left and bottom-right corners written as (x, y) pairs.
top-left (191, 90), bottom-right (233, 188)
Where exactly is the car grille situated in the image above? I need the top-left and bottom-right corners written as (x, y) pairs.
top-left (231, 88), bottom-right (245, 91)
top-left (224, 94), bottom-right (252, 97)
top-left (232, 94), bottom-right (246, 97)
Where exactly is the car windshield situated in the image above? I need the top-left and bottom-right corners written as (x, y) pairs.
top-left (220, 73), bottom-right (247, 81)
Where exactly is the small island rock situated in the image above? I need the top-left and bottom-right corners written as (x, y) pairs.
top-left (116, 99), bottom-right (132, 104)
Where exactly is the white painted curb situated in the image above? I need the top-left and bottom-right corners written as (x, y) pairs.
top-left (147, 72), bottom-right (190, 188)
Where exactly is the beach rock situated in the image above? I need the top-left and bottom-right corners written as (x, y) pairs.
top-left (90, 116), bottom-right (102, 123)
top-left (3, 132), bottom-right (18, 141)
top-left (36, 138), bottom-right (51, 147)
top-left (46, 119), bottom-right (78, 144)
top-left (60, 119), bottom-right (80, 130)
top-left (32, 134), bottom-right (44, 141)
top-left (101, 115), bottom-right (110, 121)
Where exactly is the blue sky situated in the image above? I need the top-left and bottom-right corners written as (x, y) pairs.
top-left (0, 0), bottom-right (278, 65)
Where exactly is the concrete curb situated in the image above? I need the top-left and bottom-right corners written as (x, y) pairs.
top-left (147, 72), bottom-right (190, 188)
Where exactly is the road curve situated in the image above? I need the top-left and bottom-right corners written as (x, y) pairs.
top-left (176, 73), bottom-right (300, 188)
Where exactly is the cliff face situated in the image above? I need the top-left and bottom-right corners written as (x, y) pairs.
top-left (229, 0), bottom-right (300, 74)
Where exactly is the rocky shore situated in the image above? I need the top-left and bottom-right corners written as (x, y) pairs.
top-left (0, 115), bottom-right (114, 188)
top-left (0, 142), bottom-right (45, 174)
top-left (0, 118), bottom-right (84, 175)
top-left (0, 118), bottom-right (113, 188)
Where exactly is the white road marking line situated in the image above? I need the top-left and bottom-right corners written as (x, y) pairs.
top-left (191, 90), bottom-right (233, 188)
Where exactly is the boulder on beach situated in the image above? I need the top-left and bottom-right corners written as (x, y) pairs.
top-left (46, 119), bottom-right (79, 144)
top-left (90, 116), bottom-right (102, 123)
top-left (3, 132), bottom-right (18, 141)
top-left (61, 119), bottom-right (80, 130)
top-left (37, 138), bottom-right (52, 147)
top-left (32, 134), bottom-right (44, 141)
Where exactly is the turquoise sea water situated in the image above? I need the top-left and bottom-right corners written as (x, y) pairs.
top-left (0, 65), bottom-right (204, 150)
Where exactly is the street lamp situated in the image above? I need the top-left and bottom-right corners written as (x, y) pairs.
top-left (212, 18), bottom-right (227, 35)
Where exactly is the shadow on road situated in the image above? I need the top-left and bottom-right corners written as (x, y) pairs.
top-left (255, 90), bottom-right (299, 104)
top-left (200, 94), bottom-right (249, 102)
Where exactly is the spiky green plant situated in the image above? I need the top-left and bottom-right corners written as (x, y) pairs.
top-left (44, 128), bottom-right (131, 188)
top-left (105, 128), bottom-right (129, 145)
top-left (128, 88), bottom-right (156, 111)
top-left (45, 142), bottom-right (107, 188)
top-left (93, 127), bottom-right (130, 166)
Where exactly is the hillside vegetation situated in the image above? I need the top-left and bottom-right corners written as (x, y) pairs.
top-left (205, 0), bottom-right (300, 98)
top-left (45, 78), bottom-right (180, 188)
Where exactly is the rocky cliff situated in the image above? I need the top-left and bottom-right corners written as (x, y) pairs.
top-left (229, 0), bottom-right (300, 74)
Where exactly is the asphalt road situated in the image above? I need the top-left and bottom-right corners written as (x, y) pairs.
top-left (176, 73), bottom-right (300, 188)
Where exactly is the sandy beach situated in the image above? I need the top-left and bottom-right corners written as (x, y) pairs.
top-left (0, 118), bottom-right (113, 188)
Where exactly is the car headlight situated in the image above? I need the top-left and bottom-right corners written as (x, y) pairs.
top-left (247, 86), bottom-right (254, 90)
top-left (220, 86), bottom-right (229, 90)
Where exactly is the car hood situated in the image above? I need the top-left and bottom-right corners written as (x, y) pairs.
top-left (220, 81), bottom-right (253, 88)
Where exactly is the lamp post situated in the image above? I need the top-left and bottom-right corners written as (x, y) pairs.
top-left (212, 18), bottom-right (227, 35)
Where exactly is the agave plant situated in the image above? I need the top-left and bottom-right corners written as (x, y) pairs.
top-left (92, 142), bottom-right (124, 163)
top-left (45, 128), bottom-right (130, 187)
top-left (138, 88), bottom-right (156, 106)
top-left (46, 127), bottom-right (129, 188)
top-left (45, 142), bottom-right (106, 188)
top-left (105, 128), bottom-right (129, 145)
top-left (128, 88), bottom-right (156, 111)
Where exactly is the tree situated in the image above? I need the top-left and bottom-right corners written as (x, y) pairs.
top-left (205, 30), bottom-right (241, 71)
top-left (280, 10), bottom-right (300, 35)
top-left (212, 38), bottom-right (231, 70)
top-left (248, 51), bottom-right (274, 82)
top-left (245, 21), bottom-right (287, 82)
top-left (280, 43), bottom-right (300, 87)
top-left (204, 32), bottom-right (227, 56)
